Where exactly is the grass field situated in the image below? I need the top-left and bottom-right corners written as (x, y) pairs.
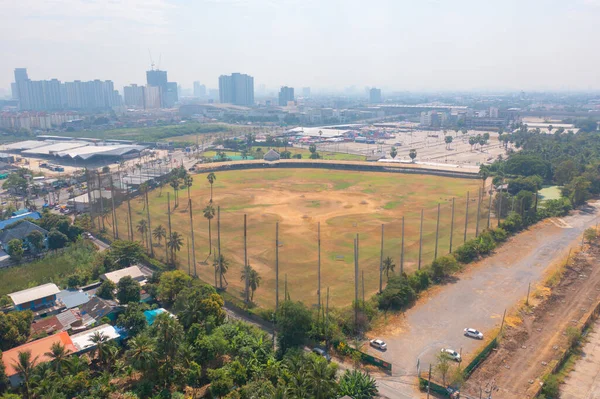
top-left (201, 146), bottom-right (366, 161)
top-left (0, 241), bottom-right (99, 297)
top-left (115, 169), bottom-right (489, 308)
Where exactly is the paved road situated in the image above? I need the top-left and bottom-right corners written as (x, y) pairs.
top-left (369, 203), bottom-right (600, 398)
top-left (561, 319), bottom-right (600, 399)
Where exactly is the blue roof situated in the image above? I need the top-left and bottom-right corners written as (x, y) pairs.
top-left (12, 209), bottom-right (30, 217)
top-left (0, 212), bottom-right (41, 230)
top-left (56, 290), bottom-right (90, 309)
top-left (144, 308), bottom-right (172, 326)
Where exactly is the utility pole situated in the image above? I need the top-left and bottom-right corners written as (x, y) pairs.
top-left (97, 171), bottom-right (105, 232)
top-left (188, 198), bottom-right (197, 277)
top-left (127, 187), bottom-right (134, 241)
top-left (145, 189), bottom-right (153, 257)
top-left (434, 203), bottom-right (440, 260)
top-left (362, 270), bottom-right (365, 307)
top-left (449, 197), bottom-right (455, 253)
top-left (275, 222), bottom-right (279, 309)
top-left (109, 174), bottom-right (118, 239)
top-left (318, 222), bottom-right (321, 309)
top-left (427, 364), bottom-right (432, 399)
top-left (217, 206), bottom-right (222, 289)
top-left (244, 214), bottom-right (249, 305)
top-left (526, 282), bottom-right (531, 306)
top-left (487, 191), bottom-right (493, 229)
top-left (464, 191), bottom-right (470, 243)
top-left (497, 190), bottom-right (503, 227)
top-left (326, 286), bottom-right (330, 349)
top-left (166, 192), bottom-right (172, 264)
top-left (475, 188), bottom-right (482, 237)
top-left (187, 237), bottom-right (191, 276)
top-left (400, 216), bottom-right (405, 275)
top-left (379, 224), bottom-right (384, 293)
top-left (418, 209), bottom-right (424, 270)
top-left (499, 308), bottom-right (507, 335)
top-left (354, 235), bottom-right (359, 332)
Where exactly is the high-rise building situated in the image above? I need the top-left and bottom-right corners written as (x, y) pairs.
top-left (145, 69), bottom-right (177, 107)
top-left (489, 107), bottom-right (499, 118)
top-left (193, 82), bottom-right (207, 98)
top-left (123, 84), bottom-right (146, 108)
top-left (369, 88), bottom-right (382, 104)
top-left (12, 68), bottom-right (121, 111)
top-left (144, 85), bottom-right (161, 109)
top-left (302, 87), bottom-right (311, 98)
top-left (278, 86), bottom-right (295, 106)
top-left (218, 73), bottom-right (254, 106)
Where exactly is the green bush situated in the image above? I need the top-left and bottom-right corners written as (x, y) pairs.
top-left (499, 212), bottom-right (523, 233)
top-left (430, 255), bottom-right (459, 282)
top-left (378, 276), bottom-right (416, 310)
top-left (541, 374), bottom-right (560, 397)
top-left (407, 270), bottom-right (431, 292)
top-left (475, 232), bottom-right (496, 255)
top-left (543, 197), bottom-right (572, 217)
top-left (489, 227), bottom-right (508, 242)
top-left (453, 240), bottom-right (479, 263)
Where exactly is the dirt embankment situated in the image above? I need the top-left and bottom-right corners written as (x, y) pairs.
top-left (462, 243), bottom-right (600, 398)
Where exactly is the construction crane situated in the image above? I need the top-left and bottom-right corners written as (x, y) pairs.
top-left (148, 49), bottom-right (155, 71)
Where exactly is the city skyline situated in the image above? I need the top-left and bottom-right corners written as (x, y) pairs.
top-left (1, 0), bottom-right (600, 93)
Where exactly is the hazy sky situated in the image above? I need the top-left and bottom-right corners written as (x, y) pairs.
top-left (1, 0), bottom-right (599, 93)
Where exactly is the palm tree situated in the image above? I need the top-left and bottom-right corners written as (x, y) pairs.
top-left (207, 172), bottom-right (217, 202)
top-left (169, 178), bottom-right (180, 208)
top-left (383, 256), bottom-right (395, 280)
top-left (153, 224), bottom-right (166, 246)
top-left (338, 369), bottom-right (378, 399)
top-left (136, 219), bottom-right (148, 248)
top-left (45, 342), bottom-right (71, 374)
top-left (90, 331), bottom-right (110, 369)
top-left (213, 254), bottom-right (229, 289)
top-left (126, 333), bottom-right (157, 378)
top-left (167, 231), bottom-right (184, 263)
top-left (240, 264), bottom-right (262, 302)
top-left (184, 175), bottom-right (193, 198)
top-left (203, 203), bottom-right (216, 254)
top-left (13, 350), bottom-right (38, 399)
top-left (307, 356), bottom-right (337, 399)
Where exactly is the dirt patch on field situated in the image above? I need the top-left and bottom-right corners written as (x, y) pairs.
top-left (462, 243), bottom-right (600, 398)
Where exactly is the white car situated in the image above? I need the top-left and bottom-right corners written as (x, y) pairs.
top-left (441, 348), bottom-right (462, 362)
top-left (370, 339), bottom-right (387, 350)
top-left (464, 328), bottom-right (484, 340)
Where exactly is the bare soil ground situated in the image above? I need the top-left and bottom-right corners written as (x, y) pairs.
top-left (462, 243), bottom-right (600, 398)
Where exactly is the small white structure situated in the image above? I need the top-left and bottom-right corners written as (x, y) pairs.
top-left (100, 265), bottom-right (146, 285)
top-left (263, 149), bottom-right (281, 162)
top-left (70, 324), bottom-right (121, 352)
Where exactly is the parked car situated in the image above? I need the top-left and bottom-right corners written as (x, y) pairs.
top-left (441, 348), bottom-right (461, 362)
top-left (370, 339), bottom-right (387, 350)
top-left (312, 347), bottom-right (331, 362)
top-left (464, 328), bottom-right (484, 340)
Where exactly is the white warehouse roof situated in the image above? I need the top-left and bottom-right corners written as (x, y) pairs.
top-left (55, 145), bottom-right (145, 160)
top-left (3, 140), bottom-right (55, 151)
top-left (22, 141), bottom-right (89, 155)
top-left (8, 283), bottom-right (60, 306)
top-left (287, 127), bottom-right (350, 138)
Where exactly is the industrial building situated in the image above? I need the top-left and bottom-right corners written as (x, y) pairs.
top-left (1, 139), bottom-right (145, 164)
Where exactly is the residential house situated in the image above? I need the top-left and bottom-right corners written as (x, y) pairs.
top-left (70, 324), bottom-right (121, 353)
top-left (263, 149), bottom-right (281, 162)
top-left (1, 332), bottom-right (77, 387)
top-left (100, 265), bottom-right (146, 285)
top-left (0, 220), bottom-right (48, 252)
top-left (0, 211), bottom-right (42, 230)
top-left (8, 283), bottom-right (60, 312)
top-left (80, 296), bottom-right (120, 322)
top-left (56, 289), bottom-right (90, 309)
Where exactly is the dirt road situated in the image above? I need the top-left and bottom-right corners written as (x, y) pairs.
top-left (370, 203), bottom-right (600, 398)
top-left (463, 246), bottom-right (600, 398)
top-left (561, 319), bottom-right (600, 399)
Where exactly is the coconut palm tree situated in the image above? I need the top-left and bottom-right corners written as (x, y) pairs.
top-left (184, 175), bottom-right (193, 198)
top-left (126, 333), bottom-right (157, 378)
top-left (240, 264), bottom-right (262, 302)
top-left (203, 204), bottom-right (216, 254)
top-left (45, 342), bottom-right (71, 374)
top-left (169, 178), bottom-right (180, 208)
top-left (338, 369), bottom-right (378, 399)
top-left (167, 231), bottom-right (184, 263)
top-left (13, 350), bottom-right (38, 399)
top-left (90, 332), bottom-right (109, 368)
top-left (207, 172), bottom-right (217, 202)
top-left (153, 224), bottom-right (166, 246)
top-left (306, 356), bottom-right (338, 399)
top-left (136, 219), bottom-right (148, 248)
top-left (383, 256), bottom-right (395, 280)
top-left (213, 254), bottom-right (229, 289)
